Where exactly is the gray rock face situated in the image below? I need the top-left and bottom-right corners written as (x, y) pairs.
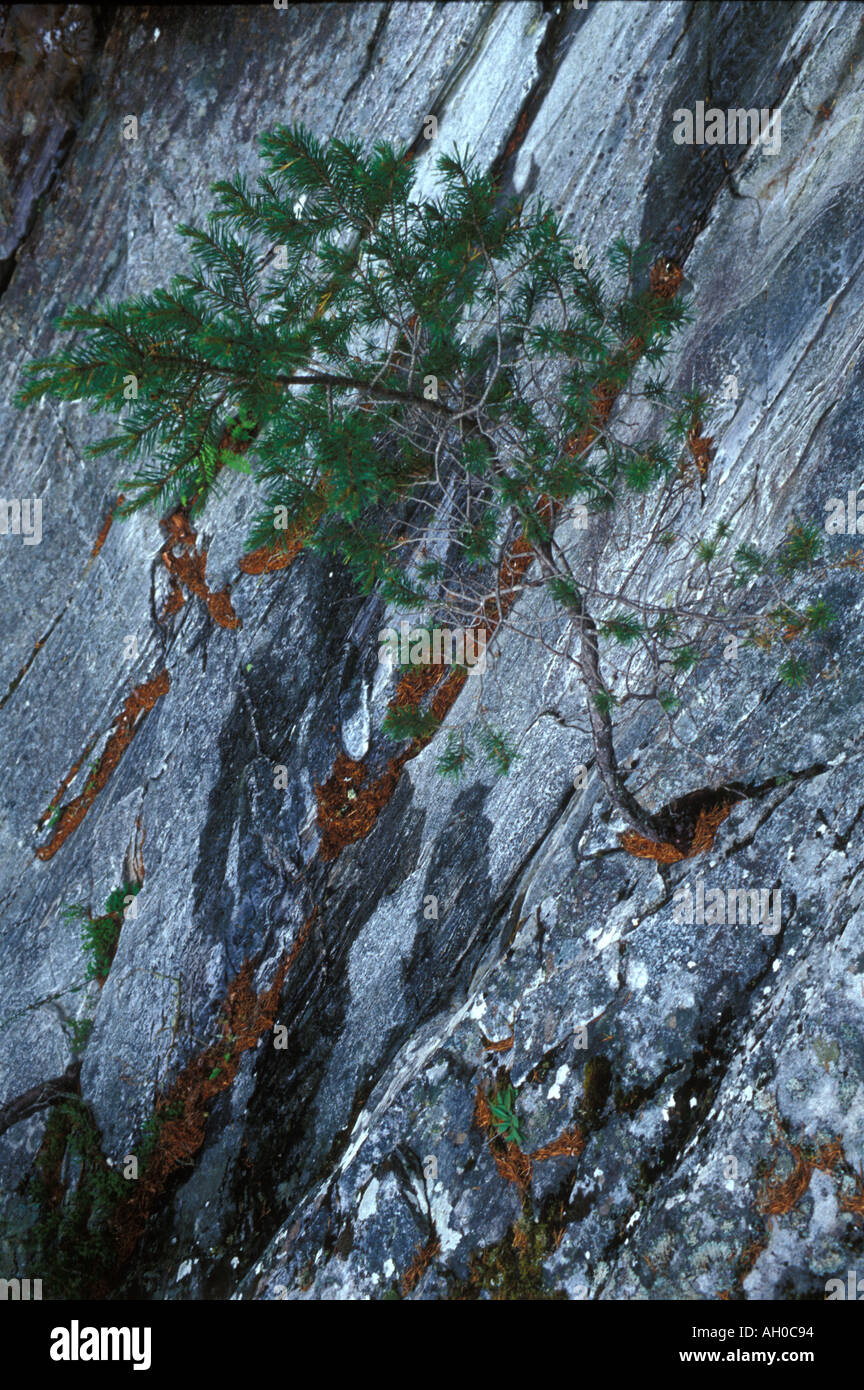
top-left (1, 1), bottom-right (864, 1302)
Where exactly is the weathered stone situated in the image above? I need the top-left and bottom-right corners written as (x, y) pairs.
top-left (2, 1), bottom-right (864, 1303)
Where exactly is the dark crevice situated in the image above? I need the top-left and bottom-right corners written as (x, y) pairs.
top-left (0, 5), bottom-right (118, 303)
top-left (619, 761), bottom-right (830, 862)
top-left (665, 0), bottom-right (697, 66)
top-left (721, 761), bottom-right (829, 855)
top-left (586, 891), bottom-right (798, 1289)
top-left (489, 0), bottom-right (587, 193)
top-left (403, 4), bottom-right (503, 165)
top-left (834, 801), bottom-right (864, 853)
top-left (641, 0), bottom-right (813, 266)
top-left (340, 1), bottom-right (391, 109)
top-left (0, 599), bottom-right (76, 713)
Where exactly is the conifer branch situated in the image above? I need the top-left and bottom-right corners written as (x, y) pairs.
top-left (15, 125), bottom-right (848, 848)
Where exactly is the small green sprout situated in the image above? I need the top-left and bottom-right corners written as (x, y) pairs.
top-left (487, 1083), bottom-right (525, 1147)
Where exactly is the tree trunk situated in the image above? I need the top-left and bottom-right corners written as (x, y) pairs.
top-left (533, 542), bottom-right (674, 846)
top-left (0, 1059), bottom-right (81, 1138)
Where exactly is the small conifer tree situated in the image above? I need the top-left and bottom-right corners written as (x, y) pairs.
top-left (16, 125), bottom-right (849, 851)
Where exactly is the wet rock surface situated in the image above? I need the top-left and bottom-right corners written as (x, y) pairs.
top-left (1, 2), bottom-right (863, 1301)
